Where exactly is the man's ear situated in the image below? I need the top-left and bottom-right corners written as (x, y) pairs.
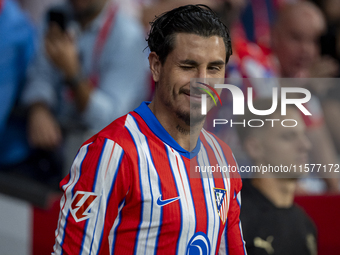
top-left (244, 136), bottom-right (264, 163)
top-left (149, 52), bottom-right (161, 83)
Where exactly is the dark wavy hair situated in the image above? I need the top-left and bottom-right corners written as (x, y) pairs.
top-left (146, 4), bottom-right (232, 64)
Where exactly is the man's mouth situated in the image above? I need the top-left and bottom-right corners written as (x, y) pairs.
top-left (180, 87), bottom-right (205, 98)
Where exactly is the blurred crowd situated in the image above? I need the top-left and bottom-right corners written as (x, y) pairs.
top-left (1, 0), bottom-right (340, 195)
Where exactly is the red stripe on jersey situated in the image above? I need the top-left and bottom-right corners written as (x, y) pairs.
top-left (151, 144), bottom-right (181, 255)
top-left (183, 157), bottom-right (208, 234)
top-left (110, 133), bottom-right (141, 255)
top-left (173, 148), bottom-right (189, 207)
top-left (104, 142), bottom-right (116, 178)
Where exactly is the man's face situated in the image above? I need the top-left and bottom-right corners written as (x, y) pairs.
top-left (273, 8), bottom-right (324, 77)
top-left (252, 108), bottom-right (311, 168)
top-left (151, 33), bottom-right (226, 126)
top-left (69, 0), bottom-right (106, 18)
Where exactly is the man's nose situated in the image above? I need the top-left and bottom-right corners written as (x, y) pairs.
top-left (197, 68), bottom-right (207, 79)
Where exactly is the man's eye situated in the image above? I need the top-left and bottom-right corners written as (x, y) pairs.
top-left (181, 66), bottom-right (193, 70)
top-left (209, 66), bottom-right (221, 71)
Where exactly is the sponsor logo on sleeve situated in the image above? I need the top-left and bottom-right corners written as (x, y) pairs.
top-left (70, 191), bottom-right (99, 222)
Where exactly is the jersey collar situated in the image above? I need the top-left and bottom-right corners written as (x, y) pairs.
top-left (134, 102), bottom-right (201, 159)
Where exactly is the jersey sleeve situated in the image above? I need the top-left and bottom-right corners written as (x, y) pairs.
top-left (52, 136), bottom-right (132, 255)
top-left (218, 174), bottom-right (247, 255)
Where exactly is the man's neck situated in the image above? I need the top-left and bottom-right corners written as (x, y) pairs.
top-left (251, 177), bottom-right (297, 208)
top-left (148, 101), bottom-right (204, 152)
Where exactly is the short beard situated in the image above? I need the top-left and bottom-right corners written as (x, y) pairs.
top-left (161, 84), bottom-right (206, 128)
top-left (176, 124), bottom-right (190, 135)
top-left (175, 107), bottom-right (205, 127)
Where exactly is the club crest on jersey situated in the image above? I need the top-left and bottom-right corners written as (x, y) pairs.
top-left (213, 188), bottom-right (228, 224)
top-left (70, 191), bottom-right (99, 222)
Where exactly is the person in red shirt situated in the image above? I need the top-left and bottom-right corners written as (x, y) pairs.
top-left (53, 5), bottom-right (247, 255)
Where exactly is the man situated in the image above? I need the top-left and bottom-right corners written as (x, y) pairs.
top-left (53, 5), bottom-right (247, 255)
top-left (21, 0), bottom-right (150, 174)
top-left (236, 99), bottom-right (317, 255)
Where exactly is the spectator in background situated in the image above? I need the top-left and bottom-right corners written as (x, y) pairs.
top-left (272, 1), bottom-right (338, 79)
top-left (271, 1), bottom-right (340, 192)
top-left (0, 0), bottom-right (36, 171)
top-left (237, 99), bottom-right (318, 255)
top-left (21, 0), bottom-right (150, 176)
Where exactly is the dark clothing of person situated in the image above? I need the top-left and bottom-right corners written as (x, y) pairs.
top-left (240, 179), bottom-right (317, 255)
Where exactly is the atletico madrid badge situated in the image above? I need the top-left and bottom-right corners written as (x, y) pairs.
top-left (213, 188), bottom-right (229, 225)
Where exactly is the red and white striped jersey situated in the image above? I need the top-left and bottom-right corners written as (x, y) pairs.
top-left (53, 102), bottom-right (247, 255)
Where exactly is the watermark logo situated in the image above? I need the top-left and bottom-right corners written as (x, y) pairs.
top-left (200, 84), bottom-right (311, 116)
top-left (197, 82), bottom-right (223, 109)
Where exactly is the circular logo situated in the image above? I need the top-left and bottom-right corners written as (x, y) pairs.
top-left (186, 232), bottom-right (210, 255)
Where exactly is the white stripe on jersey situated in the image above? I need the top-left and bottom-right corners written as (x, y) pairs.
top-left (201, 131), bottom-right (231, 214)
top-left (82, 139), bottom-right (124, 255)
top-left (125, 115), bottom-right (162, 254)
top-left (218, 228), bottom-right (227, 255)
top-left (166, 145), bottom-right (196, 254)
top-left (53, 143), bottom-right (91, 255)
top-left (197, 146), bottom-right (221, 255)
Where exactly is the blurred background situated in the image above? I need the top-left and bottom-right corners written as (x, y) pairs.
top-left (0, 0), bottom-right (339, 254)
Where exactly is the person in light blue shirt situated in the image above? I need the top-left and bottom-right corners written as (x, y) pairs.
top-left (0, 0), bottom-right (35, 168)
top-left (21, 0), bottom-right (150, 172)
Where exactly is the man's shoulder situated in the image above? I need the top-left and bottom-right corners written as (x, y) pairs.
top-left (200, 129), bottom-right (233, 154)
top-left (200, 129), bottom-right (242, 188)
top-left (200, 129), bottom-right (236, 170)
top-left (82, 112), bottom-right (140, 151)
